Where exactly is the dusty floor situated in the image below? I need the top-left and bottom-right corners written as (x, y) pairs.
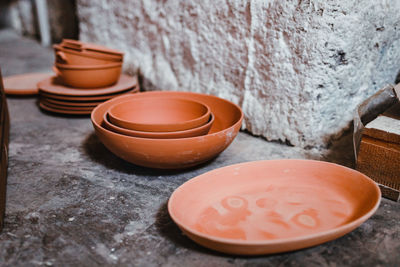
top-left (0, 29), bottom-right (399, 266)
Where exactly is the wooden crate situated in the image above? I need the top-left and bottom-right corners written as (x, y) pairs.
top-left (356, 103), bottom-right (400, 201)
top-left (0, 70), bottom-right (10, 231)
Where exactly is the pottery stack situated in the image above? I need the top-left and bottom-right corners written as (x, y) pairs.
top-left (38, 39), bottom-right (139, 115)
top-left (91, 91), bottom-right (244, 169)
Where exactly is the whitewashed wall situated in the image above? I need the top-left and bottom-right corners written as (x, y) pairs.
top-left (77, 0), bottom-right (400, 148)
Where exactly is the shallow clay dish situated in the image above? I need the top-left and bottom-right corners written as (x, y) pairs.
top-left (54, 62), bottom-right (122, 88)
top-left (104, 112), bottom-right (214, 139)
top-left (54, 45), bottom-right (122, 65)
top-left (40, 99), bottom-right (95, 111)
top-left (168, 159), bottom-right (381, 255)
top-left (39, 87), bottom-right (139, 102)
top-left (91, 91), bottom-right (243, 169)
top-left (3, 72), bottom-right (52, 95)
top-left (38, 74), bottom-right (137, 96)
top-left (41, 97), bottom-right (103, 107)
top-left (108, 97), bottom-right (211, 132)
top-left (39, 102), bottom-right (92, 115)
top-left (59, 39), bottom-right (124, 59)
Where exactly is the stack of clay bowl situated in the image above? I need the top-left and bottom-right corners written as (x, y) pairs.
top-left (38, 39), bottom-right (139, 115)
top-left (91, 91), bottom-right (243, 169)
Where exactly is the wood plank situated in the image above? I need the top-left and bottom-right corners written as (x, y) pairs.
top-left (0, 69), bottom-right (9, 231)
top-left (363, 115), bottom-right (400, 144)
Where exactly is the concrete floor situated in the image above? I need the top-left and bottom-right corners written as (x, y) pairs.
top-left (0, 29), bottom-right (399, 266)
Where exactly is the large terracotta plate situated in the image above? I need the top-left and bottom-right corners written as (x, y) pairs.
top-left (41, 97), bottom-right (102, 107)
top-left (168, 159), bottom-right (381, 255)
top-left (39, 102), bottom-right (92, 115)
top-left (39, 87), bottom-right (139, 101)
top-left (4, 72), bottom-right (52, 95)
top-left (38, 74), bottom-right (137, 96)
top-left (40, 99), bottom-right (94, 111)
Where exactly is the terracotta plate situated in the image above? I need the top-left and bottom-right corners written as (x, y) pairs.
top-left (38, 74), bottom-right (137, 96)
top-left (40, 99), bottom-right (94, 111)
top-left (168, 159), bottom-right (381, 255)
top-left (39, 102), bottom-right (92, 115)
top-left (40, 97), bottom-right (102, 107)
top-left (39, 87), bottom-right (139, 101)
top-left (4, 72), bottom-right (52, 95)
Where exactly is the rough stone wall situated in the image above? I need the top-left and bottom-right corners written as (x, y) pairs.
top-left (77, 0), bottom-right (400, 149)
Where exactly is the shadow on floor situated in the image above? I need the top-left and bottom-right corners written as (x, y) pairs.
top-left (81, 132), bottom-right (217, 177)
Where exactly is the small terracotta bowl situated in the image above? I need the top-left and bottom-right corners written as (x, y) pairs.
top-left (54, 62), bottom-right (122, 88)
top-left (103, 112), bottom-right (214, 139)
top-left (91, 91), bottom-right (243, 169)
top-left (108, 97), bottom-right (211, 132)
top-left (54, 44), bottom-right (122, 65)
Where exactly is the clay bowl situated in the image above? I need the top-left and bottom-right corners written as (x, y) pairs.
top-left (103, 112), bottom-right (214, 139)
top-left (108, 97), bottom-right (211, 132)
top-left (54, 62), bottom-right (122, 88)
top-left (60, 39), bottom-right (124, 58)
top-left (168, 159), bottom-right (381, 255)
top-left (54, 44), bottom-right (122, 65)
top-left (91, 91), bottom-right (243, 169)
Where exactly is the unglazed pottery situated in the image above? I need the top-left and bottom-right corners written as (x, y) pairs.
top-left (39, 87), bottom-right (138, 102)
top-left (168, 159), bottom-right (381, 255)
top-left (108, 98), bottom-right (211, 132)
top-left (54, 62), bottom-right (122, 88)
top-left (54, 45), bottom-right (122, 65)
top-left (60, 39), bottom-right (124, 58)
top-left (38, 74), bottom-right (137, 96)
top-left (91, 91), bottom-right (243, 169)
top-left (39, 102), bottom-right (92, 115)
top-left (40, 99), bottom-right (95, 111)
top-left (3, 72), bottom-right (52, 95)
top-left (42, 97), bottom-right (103, 107)
top-left (104, 112), bottom-right (214, 139)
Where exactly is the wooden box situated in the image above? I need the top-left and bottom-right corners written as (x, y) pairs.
top-left (0, 70), bottom-right (10, 231)
top-left (356, 103), bottom-right (400, 201)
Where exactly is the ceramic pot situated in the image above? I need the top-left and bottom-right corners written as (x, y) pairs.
top-left (54, 62), bottom-right (122, 88)
top-left (103, 112), bottom-right (214, 139)
top-left (108, 97), bottom-right (211, 132)
top-left (91, 91), bottom-right (243, 169)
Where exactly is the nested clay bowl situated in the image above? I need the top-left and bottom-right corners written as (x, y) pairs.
top-left (54, 62), bottom-right (122, 88)
top-left (91, 91), bottom-right (243, 169)
top-left (107, 97), bottom-right (211, 132)
top-left (54, 44), bottom-right (122, 65)
top-left (168, 159), bottom-right (381, 255)
top-left (60, 39), bottom-right (124, 58)
top-left (103, 112), bottom-right (214, 139)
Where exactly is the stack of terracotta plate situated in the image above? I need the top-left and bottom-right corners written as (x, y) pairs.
top-left (38, 39), bottom-right (139, 115)
top-left (91, 91), bottom-right (243, 169)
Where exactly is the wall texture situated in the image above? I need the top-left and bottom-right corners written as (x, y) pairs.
top-left (77, 0), bottom-right (400, 149)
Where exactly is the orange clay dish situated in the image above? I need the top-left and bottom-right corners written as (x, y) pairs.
top-left (38, 87), bottom-right (139, 102)
top-left (91, 91), bottom-right (243, 169)
top-left (38, 74), bottom-right (137, 96)
top-left (168, 159), bottom-right (381, 255)
top-left (3, 72), bottom-right (52, 95)
top-left (103, 112), bottom-right (214, 139)
top-left (53, 62), bottom-right (122, 89)
top-left (107, 97), bottom-right (211, 132)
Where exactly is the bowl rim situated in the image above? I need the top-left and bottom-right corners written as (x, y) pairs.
top-left (103, 111), bottom-right (215, 138)
top-left (107, 97), bottom-right (211, 132)
top-left (55, 62), bottom-right (122, 70)
top-left (91, 91), bottom-right (244, 142)
top-left (53, 44), bottom-right (123, 61)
